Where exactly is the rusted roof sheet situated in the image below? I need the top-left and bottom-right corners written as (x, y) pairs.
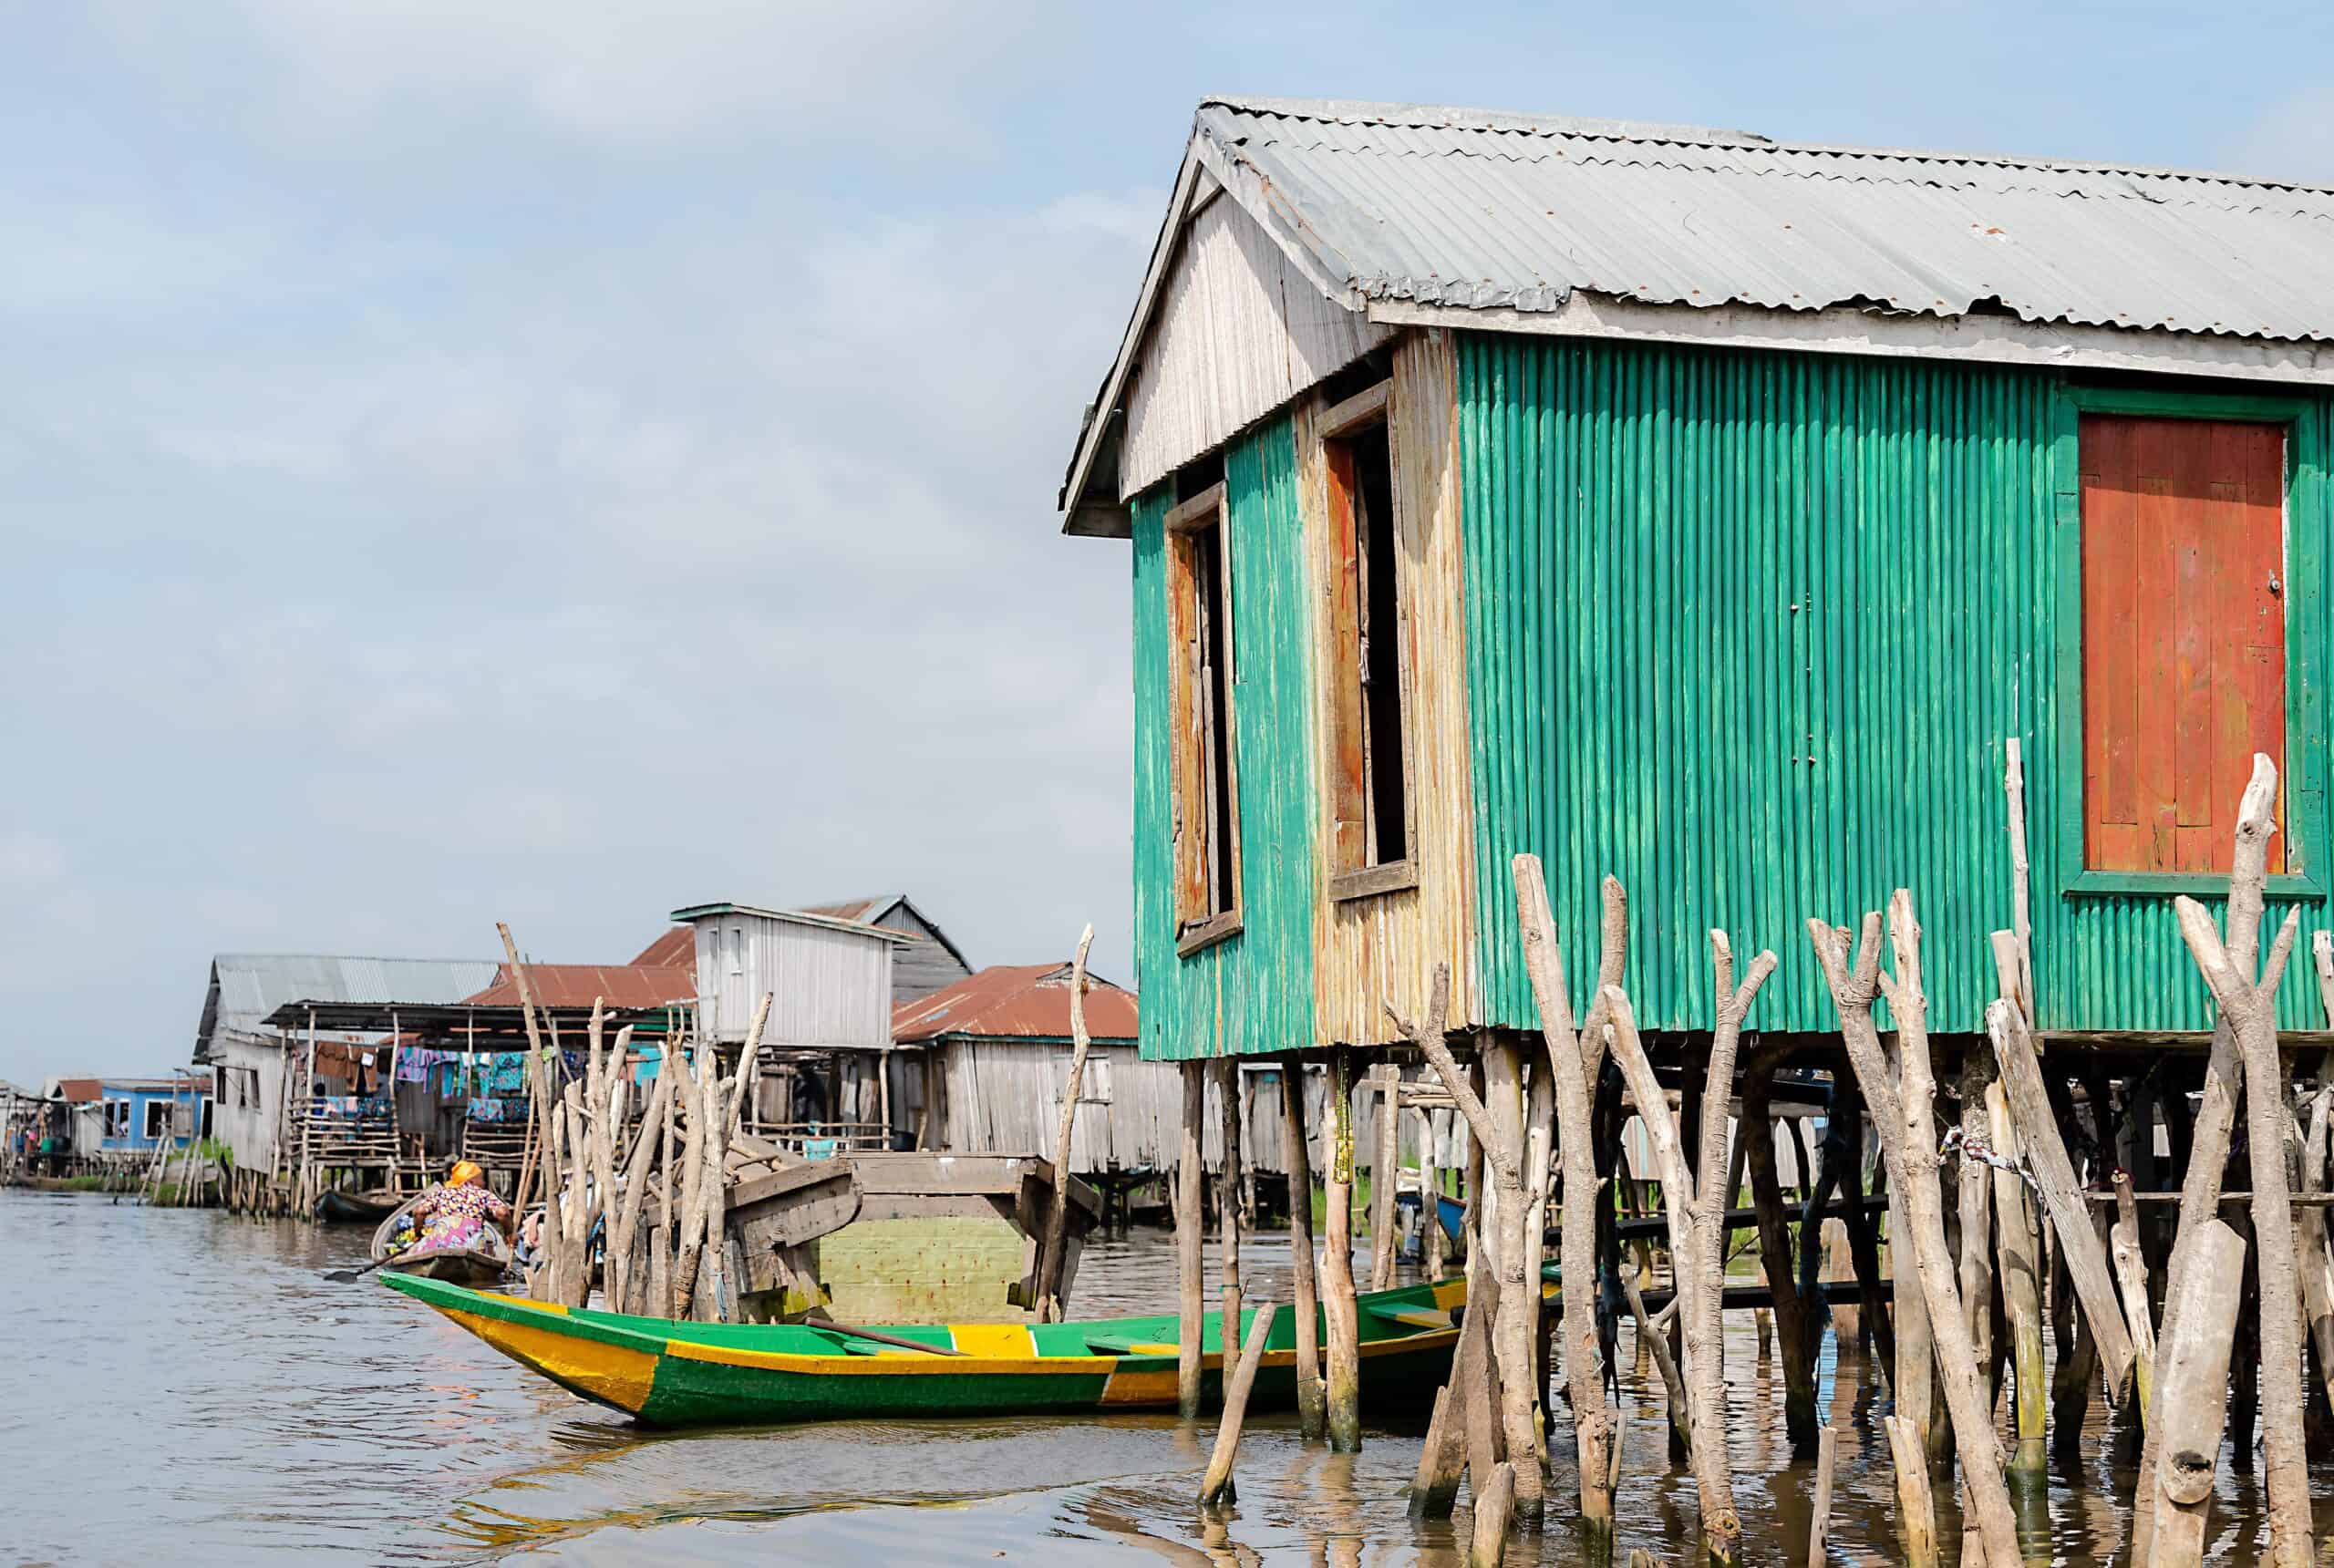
top-left (56, 1078), bottom-right (102, 1104)
top-left (462, 965), bottom-right (697, 1011)
top-left (892, 963), bottom-right (1139, 1045)
top-left (629, 927), bottom-right (696, 968)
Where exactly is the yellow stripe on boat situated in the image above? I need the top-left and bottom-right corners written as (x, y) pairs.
top-left (947, 1324), bottom-right (1036, 1357)
top-left (444, 1306), bottom-right (656, 1415)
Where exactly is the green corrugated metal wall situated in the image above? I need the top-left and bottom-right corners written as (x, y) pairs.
top-left (1458, 333), bottom-right (2331, 1035)
top-left (1131, 417), bottom-right (1318, 1060)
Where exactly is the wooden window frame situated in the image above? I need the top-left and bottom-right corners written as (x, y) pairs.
top-left (2053, 384), bottom-right (2327, 900)
top-left (1165, 481), bottom-right (1245, 956)
top-left (1319, 378), bottom-right (1420, 903)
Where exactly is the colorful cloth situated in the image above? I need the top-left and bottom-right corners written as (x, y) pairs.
top-left (399, 1181), bottom-right (512, 1255)
top-left (463, 1097), bottom-right (527, 1123)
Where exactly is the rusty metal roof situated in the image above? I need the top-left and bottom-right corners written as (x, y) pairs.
top-left (1196, 97), bottom-right (2334, 343)
top-left (891, 963), bottom-right (1139, 1045)
top-left (628, 926), bottom-right (696, 968)
top-left (56, 1078), bottom-right (102, 1104)
top-left (461, 964), bottom-right (697, 1012)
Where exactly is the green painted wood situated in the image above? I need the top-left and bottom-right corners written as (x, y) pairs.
top-left (379, 1268), bottom-right (1457, 1429)
top-left (1457, 334), bottom-right (2333, 1035)
top-left (1130, 417), bottom-right (1319, 1061)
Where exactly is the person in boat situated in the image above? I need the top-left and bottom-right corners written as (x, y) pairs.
top-left (397, 1161), bottom-right (514, 1255)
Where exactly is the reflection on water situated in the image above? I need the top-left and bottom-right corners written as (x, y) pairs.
top-left (7, 1190), bottom-right (2334, 1565)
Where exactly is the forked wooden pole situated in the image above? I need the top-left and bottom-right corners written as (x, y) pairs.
top-left (2170, 756), bottom-right (2313, 1568)
top-left (1810, 899), bottom-right (2019, 1568)
top-left (1511, 853), bottom-right (1614, 1536)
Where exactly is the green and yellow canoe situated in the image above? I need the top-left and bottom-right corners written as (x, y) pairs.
top-left (381, 1270), bottom-right (1465, 1429)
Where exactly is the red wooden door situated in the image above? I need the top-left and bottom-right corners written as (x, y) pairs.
top-left (2081, 415), bottom-right (2287, 873)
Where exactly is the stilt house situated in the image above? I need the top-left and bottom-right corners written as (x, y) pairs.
top-left (1060, 97), bottom-right (2334, 1055)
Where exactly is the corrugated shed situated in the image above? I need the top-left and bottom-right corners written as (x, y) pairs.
top-left (1459, 333), bottom-right (2331, 1033)
top-left (893, 963), bottom-right (1139, 1045)
top-left (798, 895), bottom-right (975, 1006)
top-left (1198, 98), bottom-right (2334, 345)
top-left (691, 912), bottom-right (895, 1050)
top-left (1131, 416), bottom-right (1320, 1060)
top-left (1303, 330), bottom-right (1484, 1042)
top-left (196, 954), bottom-right (500, 1059)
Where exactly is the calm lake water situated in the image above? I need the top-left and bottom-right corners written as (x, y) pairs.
top-left (4, 1188), bottom-right (2326, 1565)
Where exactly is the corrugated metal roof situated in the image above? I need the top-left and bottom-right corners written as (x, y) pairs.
top-left (667, 902), bottom-right (910, 942)
top-left (628, 926), bottom-right (696, 967)
top-left (891, 963), bottom-right (1139, 1045)
top-left (198, 954), bottom-right (501, 1058)
top-left (1197, 97), bottom-right (2334, 344)
top-left (461, 964), bottom-right (697, 1011)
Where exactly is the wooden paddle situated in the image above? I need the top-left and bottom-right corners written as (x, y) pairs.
top-left (325, 1257), bottom-right (390, 1284)
top-left (802, 1311), bottom-right (965, 1357)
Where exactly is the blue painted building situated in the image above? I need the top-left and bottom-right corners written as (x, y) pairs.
top-left (94, 1074), bottom-right (212, 1157)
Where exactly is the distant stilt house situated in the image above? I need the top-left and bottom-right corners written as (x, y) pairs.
top-left (1055, 96), bottom-right (2334, 1481)
top-left (892, 962), bottom-right (1308, 1181)
top-left (84, 1075), bottom-right (212, 1167)
top-left (667, 901), bottom-right (908, 1149)
top-left (637, 893), bottom-right (973, 1010)
top-left (193, 954), bottom-right (500, 1196)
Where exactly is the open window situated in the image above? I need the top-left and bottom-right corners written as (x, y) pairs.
top-left (1322, 380), bottom-right (1415, 900)
top-left (2081, 413), bottom-right (2288, 876)
top-left (1165, 479), bottom-right (1243, 953)
top-left (142, 1099), bottom-right (172, 1141)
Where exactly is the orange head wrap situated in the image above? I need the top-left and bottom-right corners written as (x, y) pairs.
top-left (448, 1161), bottom-right (485, 1188)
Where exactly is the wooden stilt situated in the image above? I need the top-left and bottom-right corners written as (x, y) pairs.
top-left (1468, 1461), bottom-right (1515, 1568)
top-left (1034, 925), bottom-right (1096, 1322)
top-left (1988, 1079), bottom-right (2049, 1476)
top-left (2170, 756), bottom-right (2313, 1568)
top-left (1322, 1049), bottom-right (1362, 1450)
top-left (1369, 1063), bottom-right (1400, 1293)
top-left (1745, 1046), bottom-right (1820, 1457)
top-left (1884, 1413), bottom-right (1938, 1568)
top-left (2145, 1219), bottom-right (2248, 1568)
top-left (1808, 1423), bottom-right (1838, 1568)
top-left (1198, 1296), bottom-right (1275, 1509)
top-left (1512, 856), bottom-right (1616, 1537)
top-left (1810, 900), bottom-right (2019, 1568)
top-left (1217, 1057), bottom-right (1244, 1360)
top-left (1281, 1056), bottom-right (1325, 1440)
top-left (1177, 1059), bottom-right (1206, 1418)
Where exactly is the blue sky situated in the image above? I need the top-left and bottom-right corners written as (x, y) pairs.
top-left (4, 2), bottom-right (2329, 1087)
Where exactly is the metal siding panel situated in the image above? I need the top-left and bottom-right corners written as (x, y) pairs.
top-left (1130, 416), bottom-right (1319, 1059)
top-left (1459, 332), bottom-right (2333, 1033)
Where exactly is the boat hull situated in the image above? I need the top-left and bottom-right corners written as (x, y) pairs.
top-left (381, 1271), bottom-right (1462, 1429)
top-left (317, 1189), bottom-right (401, 1225)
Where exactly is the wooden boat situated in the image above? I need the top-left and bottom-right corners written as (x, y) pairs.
top-left (316, 1187), bottom-right (401, 1225)
top-left (369, 1192), bottom-right (514, 1288)
top-left (379, 1269), bottom-right (1463, 1428)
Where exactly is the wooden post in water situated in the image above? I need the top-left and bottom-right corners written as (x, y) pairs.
top-left (1034, 925), bottom-right (1095, 1323)
top-left (1811, 898), bottom-right (2020, 1568)
top-left (1883, 1413), bottom-right (1938, 1568)
top-left (1370, 1062), bottom-right (1401, 1293)
top-left (1321, 1048), bottom-right (1362, 1450)
top-left (1177, 1059), bottom-right (1206, 1419)
top-left (1605, 935), bottom-right (1775, 1567)
top-left (2170, 755), bottom-right (2313, 1568)
top-left (1744, 1043), bottom-right (1821, 1456)
top-left (1512, 854), bottom-right (1615, 1538)
top-left (1400, 967), bottom-right (1539, 1532)
top-left (1280, 1057), bottom-right (1325, 1440)
top-left (1197, 1296), bottom-right (1275, 1510)
top-left (1808, 1423), bottom-right (1838, 1568)
top-left (2146, 1218), bottom-right (2248, 1568)
top-left (1468, 1461), bottom-right (1515, 1568)
top-left (1217, 1056), bottom-right (1244, 1359)
top-left (1988, 1078), bottom-right (2049, 1476)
